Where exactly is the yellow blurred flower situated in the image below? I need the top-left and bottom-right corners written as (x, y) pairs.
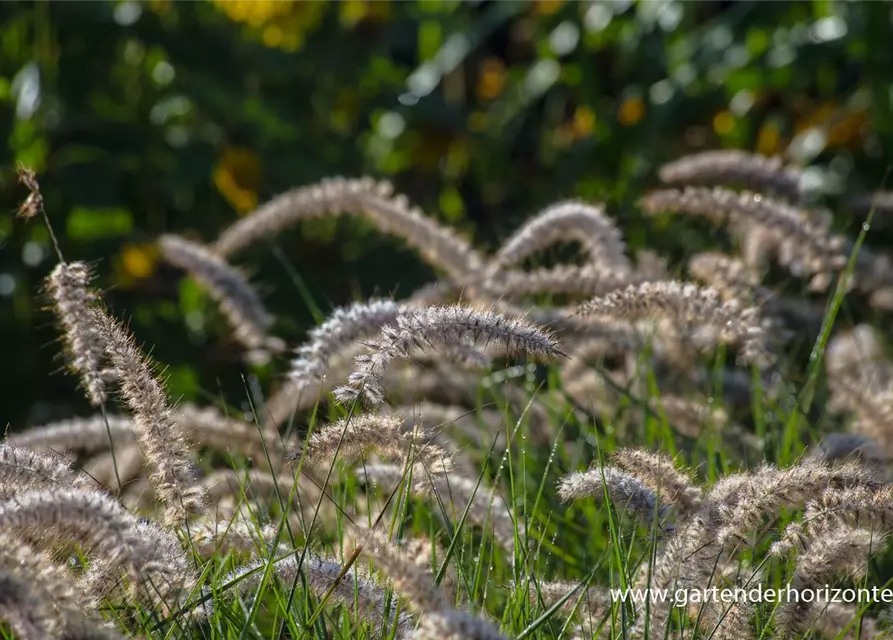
top-left (571, 106), bottom-right (596, 139)
top-left (262, 24), bottom-right (284, 48)
top-left (618, 96), bottom-right (645, 126)
top-left (209, 0), bottom-right (325, 53)
top-left (793, 100), bottom-right (867, 149)
top-left (213, 146), bottom-right (261, 215)
top-left (120, 243), bottom-right (157, 281)
top-left (756, 122), bottom-right (781, 156)
top-left (712, 110), bottom-right (735, 135)
top-left (476, 58), bottom-right (507, 101)
top-left (532, 0), bottom-right (565, 15)
top-left (828, 110), bottom-right (868, 148)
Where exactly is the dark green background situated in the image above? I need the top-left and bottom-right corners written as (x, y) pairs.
top-left (1, 0), bottom-right (890, 429)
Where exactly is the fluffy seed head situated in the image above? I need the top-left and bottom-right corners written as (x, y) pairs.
top-left (0, 445), bottom-right (92, 497)
top-left (159, 234), bottom-right (284, 363)
top-left (334, 305), bottom-right (563, 405)
top-left (558, 465), bottom-right (672, 533)
top-left (413, 609), bottom-right (508, 640)
top-left (657, 149), bottom-right (804, 201)
top-left (289, 299), bottom-right (401, 384)
top-left (301, 413), bottom-right (450, 469)
top-left (46, 262), bottom-right (109, 406)
top-left (211, 177), bottom-right (484, 281)
top-left (8, 415), bottom-right (134, 455)
top-left (491, 200), bottom-right (631, 273)
top-left (91, 307), bottom-right (206, 525)
top-left (612, 448), bottom-right (703, 517)
top-left (575, 280), bottom-right (772, 367)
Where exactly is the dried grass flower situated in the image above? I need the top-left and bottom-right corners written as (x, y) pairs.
top-left (300, 413), bottom-right (450, 470)
top-left (8, 414), bottom-right (134, 455)
top-left (575, 280), bottom-right (772, 367)
top-left (288, 298), bottom-right (401, 388)
top-left (91, 306), bottom-right (206, 525)
top-left (558, 464), bottom-right (673, 533)
top-left (217, 550), bottom-right (412, 636)
top-left (158, 234), bottom-right (284, 363)
top-left (46, 262), bottom-right (110, 406)
top-left (640, 187), bottom-right (846, 288)
top-left (212, 177), bottom-right (484, 282)
top-left (334, 305), bottom-right (563, 405)
top-left (657, 149), bottom-right (804, 201)
top-left (490, 200), bottom-right (630, 273)
top-left (360, 463), bottom-right (522, 552)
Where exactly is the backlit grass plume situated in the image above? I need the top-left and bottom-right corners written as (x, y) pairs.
top-left (289, 299), bottom-right (402, 385)
top-left (13, 404), bottom-right (283, 472)
top-left (91, 306), bottom-right (206, 525)
top-left (358, 527), bottom-right (508, 639)
top-left (360, 463), bottom-right (521, 553)
top-left (611, 448), bottom-right (703, 517)
top-left (657, 149), bottom-right (804, 201)
top-left (640, 187), bottom-right (846, 289)
top-left (480, 264), bottom-right (647, 300)
top-left (0, 572), bottom-right (56, 640)
top-left (212, 177), bottom-right (484, 281)
top-left (555, 451), bottom-right (891, 640)
top-left (575, 280), bottom-right (772, 367)
top-left (0, 488), bottom-right (153, 587)
top-left (8, 414), bottom-right (134, 455)
top-left (775, 526), bottom-right (882, 639)
top-left (0, 530), bottom-right (104, 637)
top-left (412, 610), bottom-right (508, 640)
top-left (299, 413), bottom-right (450, 470)
top-left (0, 444), bottom-right (93, 496)
top-left (529, 579), bottom-right (609, 640)
top-left (212, 177), bottom-right (394, 257)
top-left (217, 550), bottom-right (413, 637)
top-left (264, 299), bottom-right (403, 426)
top-left (45, 261), bottom-right (110, 406)
top-left (558, 464), bottom-right (673, 534)
top-left (333, 304), bottom-right (563, 405)
top-left (490, 200), bottom-right (631, 273)
top-left (158, 234), bottom-right (284, 364)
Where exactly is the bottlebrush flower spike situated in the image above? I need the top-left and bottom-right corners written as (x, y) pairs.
top-left (45, 262), bottom-right (110, 406)
top-left (575, 280), bottom-right (773, 367)
top-left (91, 306), bottom-right (206, 525)
top-left (158, 234), bottom-right (284, 364)
top-left (333, 305), bottom-right (564, 405)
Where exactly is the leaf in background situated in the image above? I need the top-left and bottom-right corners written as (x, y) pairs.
top-left (67, 207), bottom-right (133, 239)
top-left (163, 364), bottom-right (199, 400)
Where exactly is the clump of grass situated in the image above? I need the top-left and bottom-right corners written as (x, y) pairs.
top-left (5, 150), bottom-right (893, 640)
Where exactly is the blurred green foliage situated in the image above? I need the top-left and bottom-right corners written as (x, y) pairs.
top-left (1, 0), bottom-right (892, 428)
